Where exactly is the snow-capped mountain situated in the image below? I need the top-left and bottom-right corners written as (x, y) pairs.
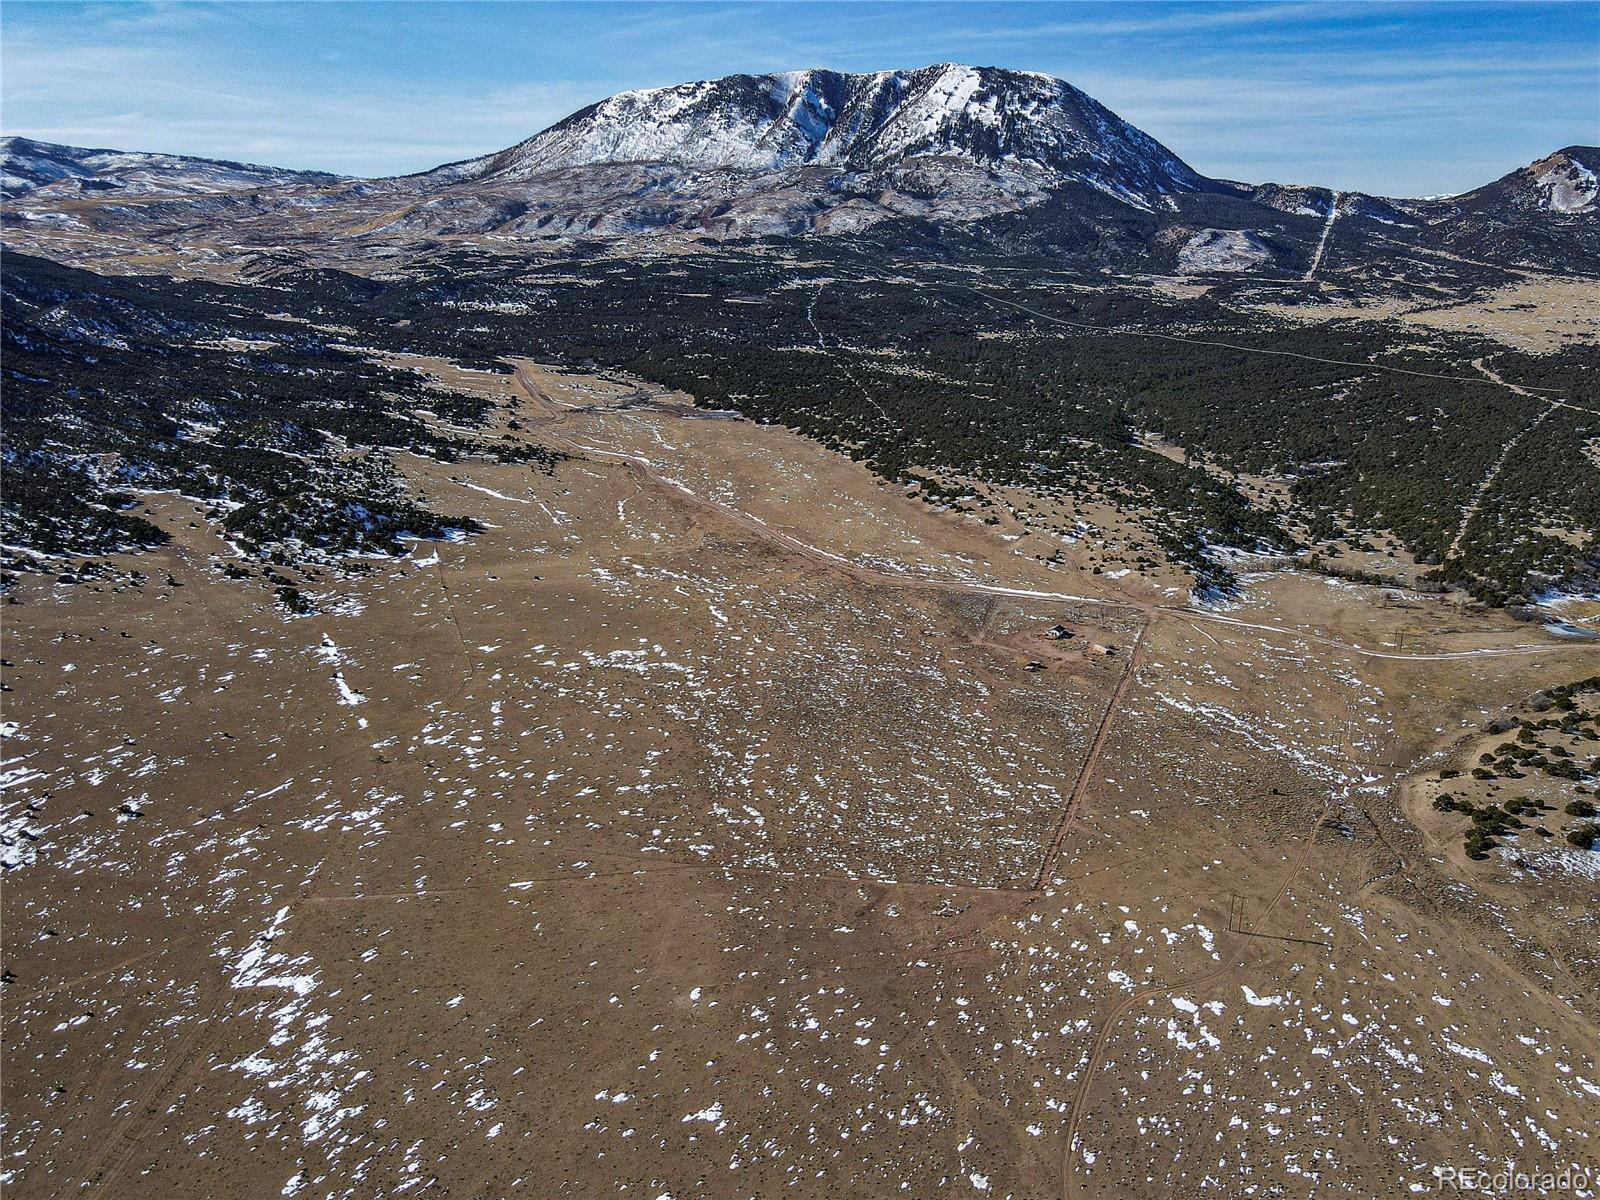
top-left (0, 66), bottom-right (1593, 279)
top-left (0, 136), bottom-right (341, 199)
top-left (444, 64), bottom-right (1218, 209)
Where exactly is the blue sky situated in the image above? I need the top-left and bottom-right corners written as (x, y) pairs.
top-left (3, 1), bottom-right (1596, 194)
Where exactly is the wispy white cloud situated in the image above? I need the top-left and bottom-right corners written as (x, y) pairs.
top-left (925, 0), bottom-right (1356, 43)
top-left (1057, 39), bottom-right (1597, 190)
top-left (2, 27), bottom-right (611, 173)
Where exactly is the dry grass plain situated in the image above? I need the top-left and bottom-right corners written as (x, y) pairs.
top-left (1260, 274), bottom-right (1600, 353)
top-left (3, 357), bottom-right (1597, 1199)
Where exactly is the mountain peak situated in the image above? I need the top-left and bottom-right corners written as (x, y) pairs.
top-left (448, 64), bottom-right (1214, 207)
top-left (1526, 146), bottom-right (1598, 213)
top-left (1462, 144), bottom-right (1599, 215)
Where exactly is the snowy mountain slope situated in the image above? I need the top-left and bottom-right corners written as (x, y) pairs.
top-left (444, 64), bottom-right (1222, 209)
top-left (0, 136), bottom-right (341, 199)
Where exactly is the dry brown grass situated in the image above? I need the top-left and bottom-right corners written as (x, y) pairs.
top-left (3, 356), bottom-right (1596, 1199)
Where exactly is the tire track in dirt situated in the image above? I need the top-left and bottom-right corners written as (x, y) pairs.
top-left (1445, 406), bottom-right (1553, 560)
top-left (1031, 624), bottom-right (1148, 890)
top-left (75, 1002), bottom-right (232, 1193)
top-left (806, 281), bottom-right (897, 430)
